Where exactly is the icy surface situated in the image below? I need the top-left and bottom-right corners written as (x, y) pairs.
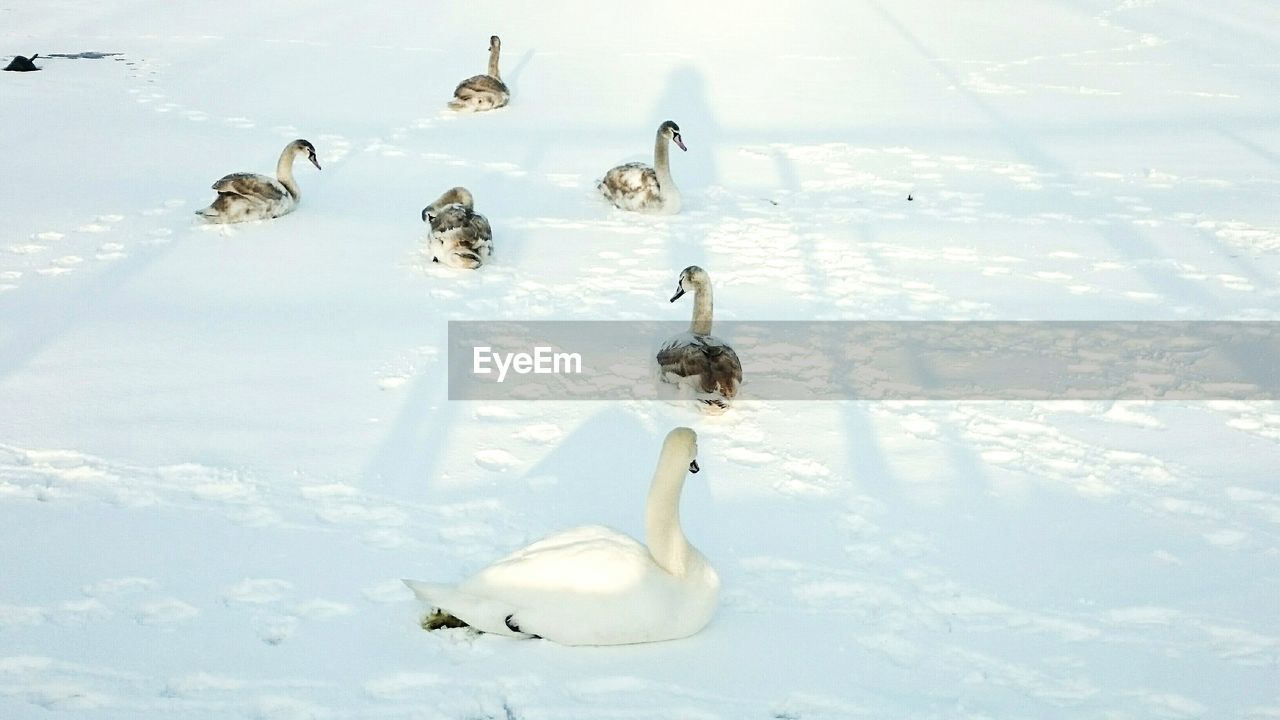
top-left (2, 0), bottom-right (1278, 718)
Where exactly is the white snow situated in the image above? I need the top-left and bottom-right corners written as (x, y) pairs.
top-left (2, 0), bottom-right (1279, 718)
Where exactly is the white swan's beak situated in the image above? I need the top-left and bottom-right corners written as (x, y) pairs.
top-left (670, 286), bottom-right (686, 303)
top-left (673, 134), bottom-right (687, 152)
top-left (689, 459), bottom-right (700, 473)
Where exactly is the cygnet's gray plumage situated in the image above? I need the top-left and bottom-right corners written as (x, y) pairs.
top-left (449, 36), bottom-right (510, 112)
top-left (196, 139), bottom-right (321, 223)
top-left (599, 121), bottom-right (686, 214)
top-left (422, 187), bottom-right (493, 269)
top-left (657, 266), bottom-right (742, 412)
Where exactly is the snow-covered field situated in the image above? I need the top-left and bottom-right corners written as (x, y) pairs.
top-left (3, 0), bottom-right (1279, 717)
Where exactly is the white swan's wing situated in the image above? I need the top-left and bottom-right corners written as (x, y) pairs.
top-left (466, 525), bottom-right (654, 595)
top-left (598, 163), bottom-right (660, 210)
top-left (406, 525), bottom-right (665, 642)
top-left (469, 526), bottom-right (707, 645)
top-left (402, 580), bottom-right (530, 637)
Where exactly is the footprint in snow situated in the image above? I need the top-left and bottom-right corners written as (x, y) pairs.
top-left (474, 448), bottom-right (519, 471)
top-left (96, 242), bottom-right (126, 260)
top-left (36, 256), bottom-right (83, 276)
top-left (7, 242), bottom-right (47, 255)
top-left (255, 614), bottom-right (298, 645)
top-left (75, 215), bottom-right (123, 233)
top-left (135, 597), bottom-right (199, 625)
top-left (140, 198), bottom-right (187, 217)
top-left (474, 405), bottom-right (522, 420)
top-left (363, 579), bottom-right (415, 604)
top-left (724, 446), bottom-right (778, 466)
top-left (375, 345), bottom-right (439, 390)
top-left (377, 375), bottom-right (408, 390)
top-left (512, 423), bottom-right (563, 444)
top-left (317, 134), bottom-right (351, 164)
top-left (222, 578), bottom-right (293, 605)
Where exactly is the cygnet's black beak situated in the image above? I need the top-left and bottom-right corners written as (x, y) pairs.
top-left (689, 459), bottom-right (700, 473)
top-left (670, 286), bottom-right (686, 303)
top-left (309, 154), bottom-right (322, 170)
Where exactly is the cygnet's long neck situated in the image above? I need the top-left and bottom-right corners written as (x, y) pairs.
top-left (689, 280), bottom-right (713, 336)
top-left (487, 42), bottom-right (501, 80)
top-left (653, 131), bottom-right (679, 203)
top-left (276, 147), bottom-right (301, 201)
top-left (645, 450), bottom-right (693, 576)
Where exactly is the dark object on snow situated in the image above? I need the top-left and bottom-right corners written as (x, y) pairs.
top-left (420, 610), bottom-right (468, 631)
top-left (4, 53), bottom-right (40, 72)
top-left (907, 194), bottom-right (914, 201)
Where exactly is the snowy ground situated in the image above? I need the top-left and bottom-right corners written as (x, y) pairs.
top-left (2, 1), bottom-right (1279, 718)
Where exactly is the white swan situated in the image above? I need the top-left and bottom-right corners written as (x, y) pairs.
top-left (598, 120), bottom-right (686, 214)
top-left (196, 139), bottom-right (321, 223)
top-left (422, 187), bottom-right (493, 269)
top-left (448, 35), bottom-right (510, 112)
top-left (404, 427), bottom-right (719, 646)
top-left (657, 266), bottom-right (742, 413)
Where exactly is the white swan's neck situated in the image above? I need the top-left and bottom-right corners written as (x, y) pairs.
top-left (645, 451), bottom-right (693, 576)
top-left (276, 147), bottom-right (300, 201)
top-left (654, 130), bottom-right (680, 209)
top-left (689, 280), bottom-right (713, 336)
top-left (487, 43), bottom-right (501, 80)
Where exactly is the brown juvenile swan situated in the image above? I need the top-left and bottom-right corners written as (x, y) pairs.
top-left (656, 266), bottom-right (742, 412)
top-left (196, 139), bottom-right (321, 223)
top-left (422, 187), bottom-right (493, 269)
top-left (448, 35), bottom-right (510, 112)
top-left (598, 121), bottom-right (686, 214)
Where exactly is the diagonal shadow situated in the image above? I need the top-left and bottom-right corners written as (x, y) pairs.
top-left (0, 238), bottom-right (180, 383)
top-left (864, 0), bottom-right (1227, 315)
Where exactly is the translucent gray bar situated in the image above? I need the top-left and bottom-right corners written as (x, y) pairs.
top-left (447, 321), bottom-right (1280, 401)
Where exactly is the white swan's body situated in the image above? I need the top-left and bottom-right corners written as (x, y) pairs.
top-left (599, 121), bottom-right (686, 214)
top-left (196, 139), bottom-right (320, 223)
top-left (449, 35), bottom-right (510, 112)
top-left (405, 428), bottom-right (719, 646)
top-left (422, 187), bottom-right (493, 269)
top-left (657, 266), bottom-right (742, 413)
